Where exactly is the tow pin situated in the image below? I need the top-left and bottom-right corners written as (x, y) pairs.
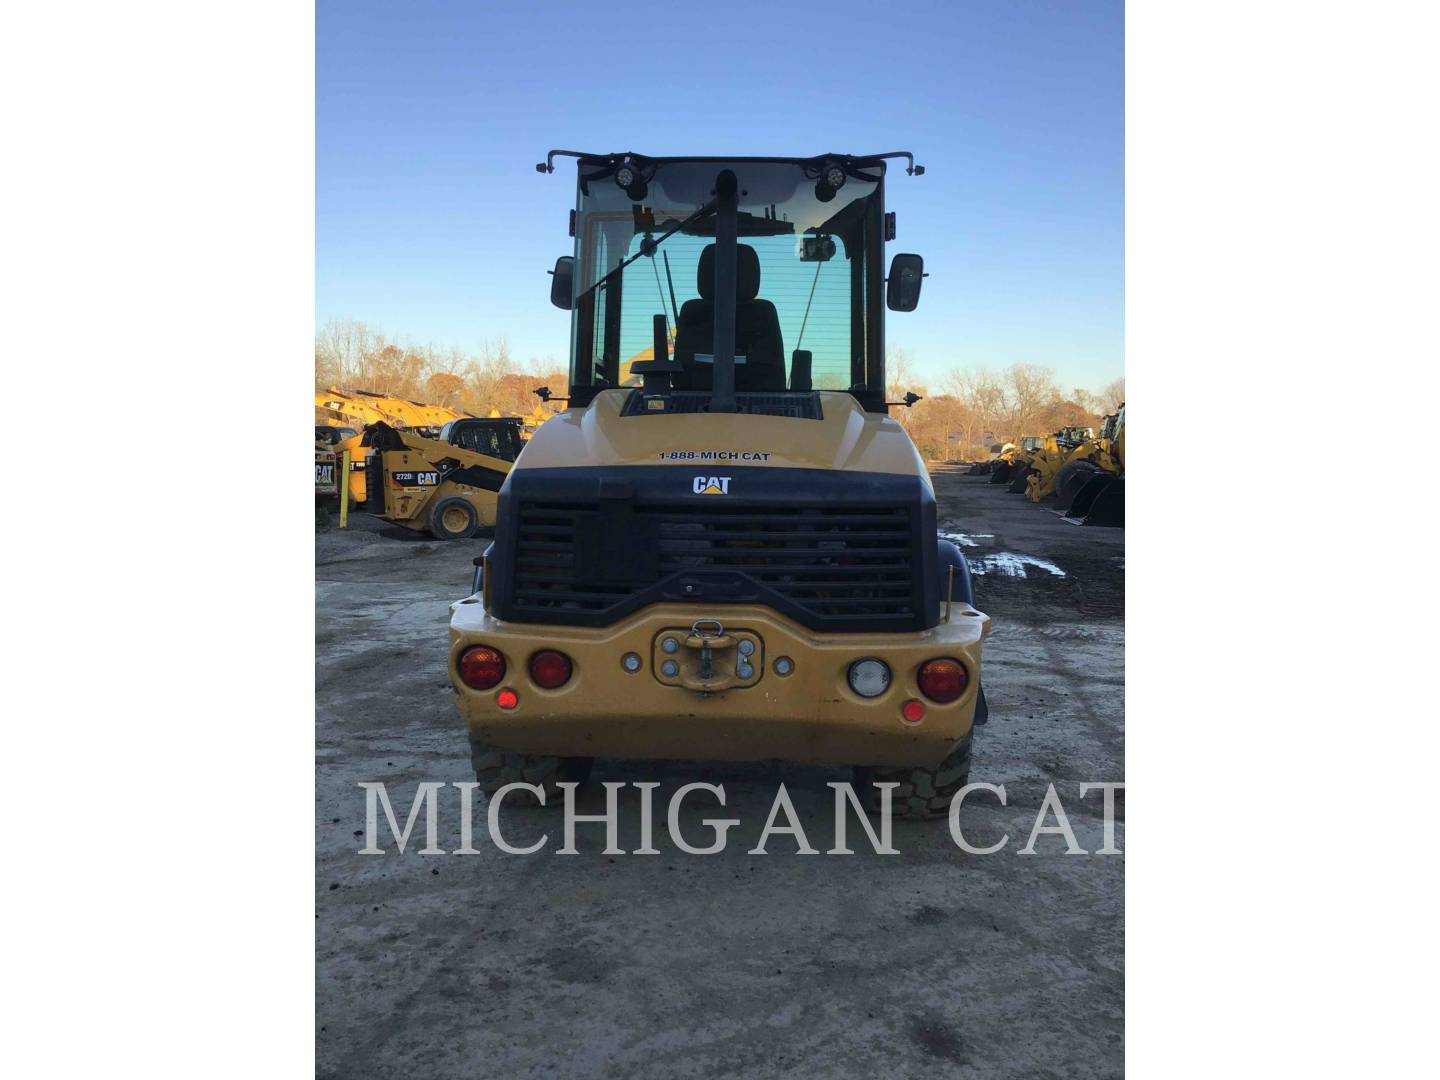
top-left (692, 619), bottom-right (723, 681)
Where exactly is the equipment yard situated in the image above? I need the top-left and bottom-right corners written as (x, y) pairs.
top-left (316, 465), bottom-right (1124, 1078)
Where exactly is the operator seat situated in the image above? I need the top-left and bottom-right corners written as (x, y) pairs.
top-left (672, 243), bottom-right (786, 392)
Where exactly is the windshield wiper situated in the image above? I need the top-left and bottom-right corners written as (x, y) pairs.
top-left (574, 198), bottom-right (717, 304)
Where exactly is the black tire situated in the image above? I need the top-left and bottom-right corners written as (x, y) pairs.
top-left (468, 731), bottom-right (593, 805)
top-left (853, 733), bottom-right (973, 820)
top-left (429, 496), bottom-right (480, 540)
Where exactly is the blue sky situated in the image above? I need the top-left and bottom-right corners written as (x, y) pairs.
top-left (317, 0), bottom-right (1123, 393)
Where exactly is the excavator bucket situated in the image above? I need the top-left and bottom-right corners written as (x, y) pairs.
top-left (1006, 465), bottom-right (1032, 493)
top-left (1056, 460), bottom-right (1103, 513)
top-left (1066, 474), bottom-right (1124, 527)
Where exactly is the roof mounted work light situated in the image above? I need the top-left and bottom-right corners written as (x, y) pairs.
top-left (815, 161), bottom-right (847, 203)
top-left (615, 159), bottom-right (647, 202)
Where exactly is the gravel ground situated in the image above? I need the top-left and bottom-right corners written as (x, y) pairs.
top-left (316, 465), bottom-right (1125, 1078)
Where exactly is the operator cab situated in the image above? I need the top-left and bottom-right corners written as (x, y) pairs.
top-left (438, 417), bottom-right (526, 462)
top-left (540, 152), bottom-right (927, 415)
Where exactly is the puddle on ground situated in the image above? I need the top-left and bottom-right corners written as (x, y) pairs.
top-left (967, 553), bottom-right (1067, 579)
top-left (938, 531), bottom-right (995, 548)
top-left (936, 530), bottom-right (1066, 579)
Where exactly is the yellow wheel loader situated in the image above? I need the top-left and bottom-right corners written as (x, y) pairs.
top-left (1005, 428), bottom-right (1090, 496)
top-left (1024, 427), bottom-right (1111, 502)
top-left (988, 434), bottom-right (1044, 485)
top-left (1061, 404), bottom-right (1124, 525)
top-left (361, 417), bottom-right (526, 539)
top-left (448, 151), bottom-right (991, 819)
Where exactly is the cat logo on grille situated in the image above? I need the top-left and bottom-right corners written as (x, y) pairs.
top-left (693, 476), bottom-right (731, 495)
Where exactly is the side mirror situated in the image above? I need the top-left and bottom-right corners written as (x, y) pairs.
top-left (549, 256), bottom-right (575, 310)
top-left (886, 253), bottom-right (925, 312)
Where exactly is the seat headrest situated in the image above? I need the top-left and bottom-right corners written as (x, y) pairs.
top-left (697, 244), bottom-right (760, 302)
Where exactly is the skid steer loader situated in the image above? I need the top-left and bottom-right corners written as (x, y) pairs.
top-left (359, 416), bottom-right (525, 539)
top-left (448, 151), bottom-right (991, 819)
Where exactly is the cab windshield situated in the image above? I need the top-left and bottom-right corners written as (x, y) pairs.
top-left (567, 158), bottom-right (885, 405)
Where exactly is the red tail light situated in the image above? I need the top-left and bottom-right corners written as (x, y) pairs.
top-left (529, 650), bottom-right (573, 689)
top-left (458, 646), bottom-right (506, 690)
top-left (917, 658), bottom-right (968, 703)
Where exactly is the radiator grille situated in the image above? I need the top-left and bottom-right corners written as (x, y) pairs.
top-left (509, 500), bottom-right (919, 627)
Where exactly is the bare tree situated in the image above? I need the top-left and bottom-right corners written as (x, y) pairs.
top-left (315, 322), bottom-right (562, 420)
top-left (1100, 376), bottom-right (1125, 413)
top-left (887, 346), bottom-right (917, 401)
top-left (945, 367), bottom-right (1007, 454)
top-left (997, 363), bottom-right (1060, 443)
top-left (885, 346), bottom-right (929, 433)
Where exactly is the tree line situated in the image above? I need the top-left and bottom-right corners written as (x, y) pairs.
top-left (317, 320), bottom-right (1122, 461)
top-left (887, 351), bottom-right (1124, 461)
top-left (315, 319), bottom-right (565, 418)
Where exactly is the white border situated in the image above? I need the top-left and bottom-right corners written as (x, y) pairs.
top-left (5, 1), bottom-right (314, 1072)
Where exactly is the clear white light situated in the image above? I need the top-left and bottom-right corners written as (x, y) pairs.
top-left (847, 659), bottom-right (891, 698)
top-left (622, 653), bottom-right (642, 672)
top-left (738, 639), bottom-right (755, 657)
top-left (774, 656), bottom-right (794, 676)
top-left (736, 662), bottom-right (753, 679)
top-left (825, 165), bottom-right (845, 188)
top-left (662, 637), bottom-right (679, 654)
top-left (661, 660), bottom-right (679, 677)
top-left (616, 165), bottom-right (636, 188)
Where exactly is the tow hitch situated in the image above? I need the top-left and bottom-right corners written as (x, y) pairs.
top-left (653, 619), bottom-right (764, 694)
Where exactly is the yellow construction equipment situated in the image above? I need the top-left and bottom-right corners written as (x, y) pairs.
top-left (317, 388), bottom-right (493, 508)
top-left (334, 429), bottom-right (370, 505)
top-left (316, 387), bottom-right (474, 435)
top-left (360, 417), bottom-right (526, 539)
top-left (448, 150), bottom-right (989, 819)
top-left (1058, 404), bottom-right (1124, 525)
top-left (1024, 426), bottom-right (1113, 502)
top-left (315, 427), bottom-right (341, 530)
top-left (987, 434), bottom-right (1044, 484)
top-left (314, 444), bottom-right (338, 499)
top-left (316, 389), bottom-right (402, 430)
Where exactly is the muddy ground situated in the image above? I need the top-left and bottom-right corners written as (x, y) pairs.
top-left (316, 464), bottom-right (1125, 1078)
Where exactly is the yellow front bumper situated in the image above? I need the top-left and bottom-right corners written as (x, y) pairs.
top-left (448, 600), bottom-right (991, 769)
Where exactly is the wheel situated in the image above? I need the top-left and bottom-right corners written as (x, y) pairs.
top-left (853, 733), bottom-right (973, 820)
top-left (468, 731), bottom-right (593, 805)
top-left (429, 496), bottom-right (480, 540)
